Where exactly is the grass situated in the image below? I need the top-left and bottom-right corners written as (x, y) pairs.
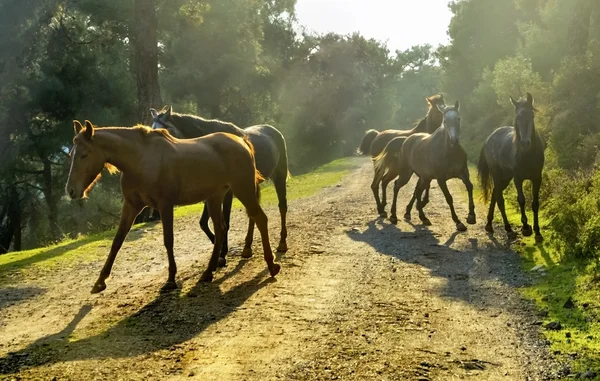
top-left (0, 157), bottom-right (362, 280)
top-left (468, 164), bottom-right (600, 377)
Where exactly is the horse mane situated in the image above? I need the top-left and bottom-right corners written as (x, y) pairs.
top-left (132, 124), bottom-right (177, 143)
top-left (169, 112), bottom-right (245, 138)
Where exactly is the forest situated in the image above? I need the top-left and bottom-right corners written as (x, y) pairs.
top-left (0, 0), bottom-right (599, 265)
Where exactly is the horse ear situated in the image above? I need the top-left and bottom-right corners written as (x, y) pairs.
top-left (510, 96), bottom-right (518, 107)
top-left (83, 120), bottom-right (95, 140)
top-left (150, 108), bottom-right (158, 119)
top-left (526, 92), bottom-right (534, 107)
top-left (73, 120), bottom-right (83, 135)
top-left (454, 100), bottom-right (460, 111)
top-left (166, 105), bottom-right (172, 118)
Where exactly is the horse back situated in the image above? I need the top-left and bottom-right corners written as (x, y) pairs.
top-left (157, 133), bottom-right (256, 205)
top-left (371, 129), bottom-right (414, 157)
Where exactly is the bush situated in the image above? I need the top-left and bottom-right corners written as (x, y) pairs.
top-left (545, 168), bottom-right (600, 261)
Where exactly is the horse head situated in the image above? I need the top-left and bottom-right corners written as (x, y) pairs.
top-left (436, 100), bottom-right (461, 147)
top-left (510, 93), bottom-right (536, 151)
top-left (66, 120), bottom-right (116, 199)
top-left (150, 105), bottom-right (184, 138)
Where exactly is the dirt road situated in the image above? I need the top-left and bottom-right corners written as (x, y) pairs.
top-left (0, 157), bottom-right (555, 380)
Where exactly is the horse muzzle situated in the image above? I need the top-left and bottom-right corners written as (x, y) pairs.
top-left (66, 186), bottom-right (84, 200)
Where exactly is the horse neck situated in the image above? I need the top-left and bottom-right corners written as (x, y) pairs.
top-left (94, 128), bottom-right (145, 174)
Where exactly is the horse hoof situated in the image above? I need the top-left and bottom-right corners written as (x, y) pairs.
top-left (241, 248), bottom-right (253, 259)
top-left (161, 281), bottom-right (178, 292)
top-left (485, 224), bottom-right (494, 234)
top-left (217, 257), bottom-right (227, 268)
top-left (507, 231), bottom-right (518, 240)
top-left (522, 225), bottom-right (533, 237)
top-left (403, 213), bottom-right (411, 221)
top-left (90, 281), bottom-right (106, 294)
top-left (200, 271), bottom-right (213, 283)
top-left (535, 234), bottom-right (544, 243)
top-left (276, 243), bottom-right (288, 253)
top-left (379, 211), bottom-right (388, 218)
top-left (457, 222), bottom-right (467, 232)
top-left (421, 219), bottom-right (432, 226)
top-left (269, 263), bottom-right (281, 277)
top-left (389, 216), bottom-right (398, 224)
top-left (467, 215), bottom-right (476, 225)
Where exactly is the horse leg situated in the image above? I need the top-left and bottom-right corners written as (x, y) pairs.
top-left (200, 195), bottom-right (226, 283)
top-left (199, 203), bottom-right (215, 244)
top-left (234, 184), bottom-right (280, 277)
top-left (438, 180), bottom-right (467, 232)
top-left (415, 179), bottom-right (432, 226)
top-left (461, 167), bottom-right (477, 225)
top-left (404, 179), bottom-right (421, 221)
top-left (422, 186), bottom-right (430, 208)
top-left (532, 176), bottom-right (543, 243)
top-left (217, 191), bottom-right (233, 267)
top-left (273, 173), bottom-right (288, 253)
top-left (92, 200), bottom-right (144, 293)
top-left (371, 173), bottom-right (385, 217)
top-left (389, 170), bottom-right (412, 224)
top-left (485, 193), bottom-right (497, 234)
top-left (241, 218), bottom-right (255, 258)
top-left (514, 178), bottom-right (532, 237)
top-left (158, 205), bottom-right (177, 291)
top-left (380, 169), bottom-right (399, 217)
top-left (494, 178), bottom-right (516, 239)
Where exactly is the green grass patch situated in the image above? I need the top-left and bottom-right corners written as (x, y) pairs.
top-left (468, 164), bottom-right (600, 376)
top-left (0, 156), bottom-right (362, 279)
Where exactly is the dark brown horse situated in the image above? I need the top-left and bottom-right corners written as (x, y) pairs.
top-left (65, 120), bottom-right (280, 294)
top-left (150, 106), bottom-right (289, 267)
top-left (357, 94), bottom-right (445, 217)
top-left (373, 101), bottom-right (476, 231)
top-left (478, 93), bottom-right (545, 241)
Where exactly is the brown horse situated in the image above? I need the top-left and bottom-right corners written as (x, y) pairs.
top-left (65, 120), bottom-right (280, 294)
top-left (357, 94), bottom-right (445, 217)
top-left (150, 106), bottom-right (289, 267)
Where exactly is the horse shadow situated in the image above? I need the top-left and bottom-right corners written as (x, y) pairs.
top-left (347, 217), bottom-right (536, 308)
top-left (0, 286), bottom-right (46, 310)
top-left (0, 258), bottom-right (273, 375)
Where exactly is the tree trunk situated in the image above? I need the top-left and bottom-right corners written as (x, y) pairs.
top-left (41, 158), bottom-right (60, 241)
top-left (132, 0), bottom-right (162, 125)
top-left (131, 0), bottom-right (162, 223)
top-left (0, 184), bottom-right (20, 254)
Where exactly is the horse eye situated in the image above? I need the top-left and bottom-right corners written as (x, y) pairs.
top-left (81, 154), bottom-right (88, 159)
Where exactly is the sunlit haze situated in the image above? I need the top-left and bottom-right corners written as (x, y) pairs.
top-left (295, 0), bottom-right (452, 52)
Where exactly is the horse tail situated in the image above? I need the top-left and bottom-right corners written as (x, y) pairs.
top-left (373, 137), bottom-right (406, 183)
top-left (240, 135), bottom-right (264, 189)
top-left (478, 147), bottom-right (492, 203)
top-left (358, 129), bottom-right (379, 155)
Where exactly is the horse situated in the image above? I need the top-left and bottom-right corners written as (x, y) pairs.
top-left (150, 106), bottom-right (289, 267)
top-left (373, 101), bottom-right (476, 231)
top-left (357, 94), bottom-right (445, 217)
top-left (477, 93), bottom-right (544, 242)
top-left (65, 120), bottom-right (280, 294)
